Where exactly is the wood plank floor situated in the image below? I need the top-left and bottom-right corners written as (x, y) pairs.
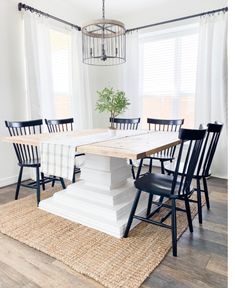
top-left (0, 176), bottom-right (227, 288)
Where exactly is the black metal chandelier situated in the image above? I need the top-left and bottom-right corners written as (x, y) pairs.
top-left (82, 0), bottom-right (126, 66)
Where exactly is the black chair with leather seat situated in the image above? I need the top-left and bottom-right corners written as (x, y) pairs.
top-left (45, 118), bottom-right (85, 183)
top-left (124, 127), bottom-right (206, 257)
top-left (109, 117), bottom-right (141, 179)
top-left (5, 119), bottom-right (65, 206)
top-left (136, 118), bottom-right (184, 178)
top-left (165, 122), bottom-right (223, 224)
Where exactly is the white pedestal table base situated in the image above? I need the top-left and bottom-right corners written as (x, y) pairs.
top-left (39, 154), bottom-right (148, 238)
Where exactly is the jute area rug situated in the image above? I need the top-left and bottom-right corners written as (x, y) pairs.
top-left (0, 187), bottom-right (198, 288)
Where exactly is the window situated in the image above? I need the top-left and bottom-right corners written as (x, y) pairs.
top-left (50, 29), bottom-right (72, 119)
top-left (140, 25), bottom-right (199, 128)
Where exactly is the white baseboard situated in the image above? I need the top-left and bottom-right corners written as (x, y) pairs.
top-left (0, 173), bottom-right (31, 188)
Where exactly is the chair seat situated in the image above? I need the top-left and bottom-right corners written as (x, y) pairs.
top-left (134, 173), bottom-right (180, 198)
top-left (19, 159), bottom-right (41, 167)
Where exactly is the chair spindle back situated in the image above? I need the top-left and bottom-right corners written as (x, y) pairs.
top-left (171, 128), bottom-right (206, 196)
top-left (5, 119), bottom-right (43, 164)
top-left (147, 118), bottom-right (184, 132)
top-left (147, 118), bottom-right (184, 158)
top-left (110, 118), bottom-right (141, 130)
top-left (45, 118), bottom-right (74, 133)
top-left (196, 122), bottom-right (223, 177)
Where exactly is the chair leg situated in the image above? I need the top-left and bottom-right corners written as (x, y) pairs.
top-left (129, 159), bottom-right (135, 179)
top-left (149, 158), bottom-right (153, 173)
top-left (160, 160), bottom-right (165, 174)
top-left (15, 166), bottom-right (23, 200)
top-left (136, 158), bottom-right (143, 179)
top-left (159, 196), bottom-right (164, 204)
top-left (185, 197), bottom-right (193, 233)
top-left (196, 179), bottom-right (203, 224)
top-left (72, 167), bottom-right (76, 183)
top-left (203, 177), bottom-right (210, 209)
top-left (52, 176), bottom-right (56, 187)
top-left (41, 172), bottom-right (45, 190)
top-left (146, 194), bottom-right (153, 217)
top-left (60, 177), bottom-right (66, 189)
top-left (171, 198), bottom-right (177, 257)
top-left (123, 190), bottom-right (142, 238)
top-left (36, 167), bottom-right (40, 206)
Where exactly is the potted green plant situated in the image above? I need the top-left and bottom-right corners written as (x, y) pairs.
top-left (96, 87), bottom-right (130, 130)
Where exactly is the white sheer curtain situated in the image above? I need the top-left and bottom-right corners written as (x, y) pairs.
top-left (23, 12), bottom-right (54, 120)
top-left (195, 13), bottom-right (228, 178)
top-left (23, 12), bottom-right (93, 129)
top-left (70, 31), bottom-right (93, 129)
top-left (121, 31), bottom-right (142, 120)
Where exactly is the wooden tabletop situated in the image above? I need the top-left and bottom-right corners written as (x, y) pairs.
top-left (2, 129), bottom-right (180, 160)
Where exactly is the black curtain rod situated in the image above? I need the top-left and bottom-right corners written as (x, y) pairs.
top-left (18, 3), bottom-right (227, 34)
top-left (126, 7), bottom-right (228, 33)
top-left (18, 2), bottom-right (81, 31)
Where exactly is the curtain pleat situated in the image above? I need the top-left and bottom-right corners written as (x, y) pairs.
top-left (195, 13), bottom-right (228, 178)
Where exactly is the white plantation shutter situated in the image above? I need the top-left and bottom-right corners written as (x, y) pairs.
top-left (143, 31), bottom-right (198, 96)
top-left (143, 38), bottom-right (175, 95)
top-left (180, 34), bottom-right (198, 94)
top-left (140, 25), bottom-right (199, 128)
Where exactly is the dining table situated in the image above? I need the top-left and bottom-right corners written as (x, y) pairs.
top-left (3, 128), bottom-right (180, 238)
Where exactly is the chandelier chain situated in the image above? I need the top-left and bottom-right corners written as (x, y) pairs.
top-left (102, 0), bottom-right (105, 19)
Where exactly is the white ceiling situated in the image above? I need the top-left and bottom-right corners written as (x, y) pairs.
top-left (67, 0), bottom-right (227, 17)
top-left (67, 0), bottom-right (166, 19)
top-left (64, 0), bottom-right (227, 28)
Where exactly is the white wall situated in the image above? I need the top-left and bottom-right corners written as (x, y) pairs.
top-left (0, 0), bottom-right (27, 186)
top-left (0, 0), bottom-right (88, 187)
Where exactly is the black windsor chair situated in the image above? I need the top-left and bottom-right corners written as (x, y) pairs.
top-left (165, 122), bottom-right (223, 224)
top-left (136, 118), bottom-right (184, 178)
top-left (109, 117), bottom-right (141, 179)
top-left (124, 127), bottom-right (207, 257)
top-left (44, 118), bottom-right (85, 183)
top-left (5, 119), bottom-right (66, 206)
top-left (110, 117), bottom-right (140, 130)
